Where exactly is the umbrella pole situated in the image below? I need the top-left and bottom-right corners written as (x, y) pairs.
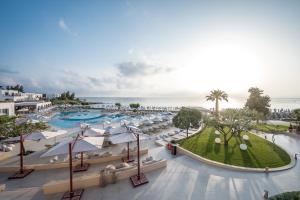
top-left (80, 152), bottom-right (83, 167)
top-left (69, 143), bottom-right (73, 197)
top-left (20, 132), bottom-right (24, 174)
top-left (127, 142), bottom-right (130, 160)
top-left (137, 134), bottom-right (140, 180)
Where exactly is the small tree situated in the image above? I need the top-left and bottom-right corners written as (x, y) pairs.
top-left (129, 103), bottom-right (140, 111)
top-left (70, 92), bottom-right (75, 100)
top-left (205, 108), bottom-right (252, 145)
top-left (293, 109), bottom-right (300, 131)
top-left (115, 102), bottom-right (121, 110)
top-left (65, 91), bottom-right (71, 99)
top-left (172, 107), bottom-right (202, 137)
top-left (245, 87), bottom-right (271, 123)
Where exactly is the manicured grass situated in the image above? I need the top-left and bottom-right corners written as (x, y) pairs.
top-left (268, 191), bottom-right (300, 200)
top-left (251, 123), bottom-right (289, 133)
top-left (179, 127), bottom-right (291, 168)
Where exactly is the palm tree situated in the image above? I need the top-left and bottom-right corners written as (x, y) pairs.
top-left (206, 90), bottom-right (228, 118)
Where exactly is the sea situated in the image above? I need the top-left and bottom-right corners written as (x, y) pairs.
top-left (81, 97), bottom-right (300, 110)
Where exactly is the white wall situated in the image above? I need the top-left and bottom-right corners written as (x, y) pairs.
top-left (0, 102), bottom-right (15, 116)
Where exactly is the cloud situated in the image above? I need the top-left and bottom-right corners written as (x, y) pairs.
top-left (58, 18), bottom-right (78, 36)
top-left (0, 67), bottom-right (19, 74)
top-left (0, 60), bottom-right (175, 96)
top-left (116, 61), bottom-right (172, 77)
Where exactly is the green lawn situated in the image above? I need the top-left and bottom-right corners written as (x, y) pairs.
top-left (179, 127), bottom-right (291, 168)
top-left (250, 124), bottom-right (289, 133)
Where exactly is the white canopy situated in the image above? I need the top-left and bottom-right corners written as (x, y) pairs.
top-left (161, 116), bottom-right (170, 121)
top-left (41, 136), bottom-right (104, 157)
top-left (25, 130), bottom-right (67, 141)
top-left (84, 128), bottom-right (105, 137)
top-left (110, 126), bottom-right (149, 144)
top-left (80, 123), bottom-right (90, 129)
top-left (4, 130), bottom-right (67, 142)
top-left (152, 117), bottom-right (162, 123)
top-left (141, 119), bottom-right (153, 126)
top-left (109, 125), bottom-right (128, 135)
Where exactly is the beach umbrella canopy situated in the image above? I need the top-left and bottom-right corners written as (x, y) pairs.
top-left (4, 130), bottom-right (67, 142)
top-left (80, 123), bottom-right (90, 129)
top-left (25, 130), bottom-right (67, 141)
top-left (41, 136), bottom-right (104, 157)
top-left (161, 116), bottom-right (170, 121)
top-left (141, 119), bottom-right (153, 126)
top-left (109, 126), bottom-right (148, 162)
top-left (84, 128), bottom-right (105, 137)
top-left (109, 125), bottom-right (128, 135)
top-left (152, 117), bottom-right (162, 123)
top-left (110, 126), bottom-right (148, 144)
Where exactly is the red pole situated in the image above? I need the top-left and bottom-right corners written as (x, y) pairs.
top-left (20, 132), bottom-right (24, 174)
top-left (127, 142), bottom-right (130, 160)
top-left (137, 134), bottom-right (140, 180)
top-left (80, 152), bottom-right (83, 167)
top-left (69, 143), bottom-right (73, 197)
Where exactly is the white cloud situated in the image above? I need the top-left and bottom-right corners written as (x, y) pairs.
top-left (58, 18), bottom-right (78, 36)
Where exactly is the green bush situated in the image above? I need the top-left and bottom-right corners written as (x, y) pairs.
top-left (269, 191), bottom-right (300, 200)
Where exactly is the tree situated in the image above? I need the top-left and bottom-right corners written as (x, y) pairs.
top-left (172, 107), bottom-right (202, 137)
top-left (5, 84), bottom-right (24, 92)
top-left (0, 116), bottom-right (48, 139)
top-left (205, 108), bottom-right (252, 145)
top-left (245, 87), bottom-right (271, 123)
top-left (70, 92), bottom-right (75, 100)
top-left (206, 90), bottom-right (228, 118)
top-left (129, 103), bottom-right (140, 111)
top-left (293, 109), bottom-right (300, 131)
top-left (65, 91), bottom-right (71, 99)
top-left (115, 102), bottom-right (121, 110)
top-left (60, 92), bottom-right (67, 100)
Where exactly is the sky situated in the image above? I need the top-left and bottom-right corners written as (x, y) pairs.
top-left (0, 0), bottom-right (300, 98)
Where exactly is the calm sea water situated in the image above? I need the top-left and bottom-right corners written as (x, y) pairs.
top-left (81, 97), bottom-right (300, 110)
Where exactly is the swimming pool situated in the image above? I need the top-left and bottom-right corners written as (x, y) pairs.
top-left (48, 111), bottom-right (129, 128)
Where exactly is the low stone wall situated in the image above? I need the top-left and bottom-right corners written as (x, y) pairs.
top-left (177, 146), bottom-right (295, 173)
top-left (0, 149), bottom-right (148, 172)
top-left (42, 159), bottom-right (167, 195)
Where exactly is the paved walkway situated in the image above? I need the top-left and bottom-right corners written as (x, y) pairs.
top-left (1, 132), bottom-right (300, 200)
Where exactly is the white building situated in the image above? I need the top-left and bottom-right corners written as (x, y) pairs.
top-left (15, 101), bottom-right (52, 113)
top-left (0, 89), bottom-right (43, 102)
top-left (0, 102), bottom-right (15, 116)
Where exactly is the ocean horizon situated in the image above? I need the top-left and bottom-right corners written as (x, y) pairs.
top-left (81, 97), bottom-right (300, 110)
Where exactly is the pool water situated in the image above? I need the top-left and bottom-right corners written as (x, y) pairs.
top-left (48, 111), bottom-right (128, 128)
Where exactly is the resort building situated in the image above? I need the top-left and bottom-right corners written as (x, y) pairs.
top-left (15, 101), bottom-right (51, 113)
top-left (0, 89), bottom-right (43, 102)
top-left (0, 89), bottom-right (51, 114)
top-left (0, 102), bottom-right (15, 116)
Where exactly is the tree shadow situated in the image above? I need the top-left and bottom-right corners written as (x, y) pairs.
top-left (204, 129), bottom-right (215, 156)
top-left (214, 143), bottom-right (220, 154)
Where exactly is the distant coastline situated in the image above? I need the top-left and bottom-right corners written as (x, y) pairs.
top-left (80, 97), bottom-right (300, 110)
